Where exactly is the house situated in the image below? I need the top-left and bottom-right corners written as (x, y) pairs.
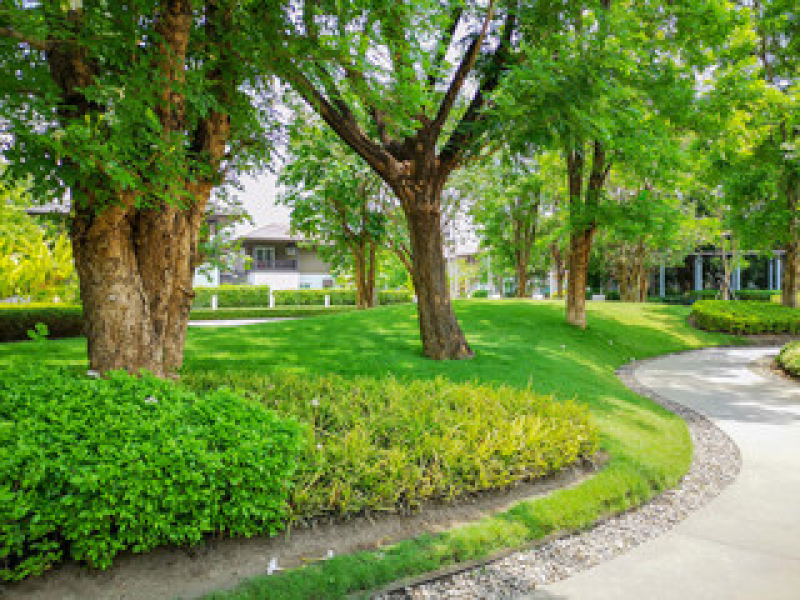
top-left (223, 223), bottom-right (334, 290)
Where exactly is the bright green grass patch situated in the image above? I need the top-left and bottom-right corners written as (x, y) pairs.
top-left (692, 299), bottom-right (800, 334)
top-left (187, 371), bottom-right (596, 520)
top-left (189, 306), bottom-right (356, 320)
top-left (0, 301), bottom-right (736, 598)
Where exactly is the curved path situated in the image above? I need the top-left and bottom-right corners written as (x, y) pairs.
top-left (525, 346), bottom-right (800, 600)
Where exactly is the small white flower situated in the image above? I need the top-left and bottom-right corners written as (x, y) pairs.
top-left (560, 344), bottom-right (566, 350)
top-left (87, 370), bottom-right (100, 378)
top-left (145, 395), bottom-right (158, 405)
top-left (608, 340), bottom-right (614, 345)
top-left (311, 397), bottom-right (320, 407)
top-left (316, 444), bottom-right (323, 451)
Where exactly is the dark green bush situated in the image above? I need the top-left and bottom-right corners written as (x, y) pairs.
top-left (0, 367), bottom-right (306, 581)
top-left (0, 304), bottom-right (83, 342)
top-left (192, 285), bottom-right (271, 308)
top-left (471, 289), bottom-right (489, 298)
top-left (186, 371), bottom-right (598, 521)
top-left (648, 295), bottom-right (691, 305)
top-left (691, 299), bottom-right (800, 334)
top-left (737, 289), bottom-right (779, 302)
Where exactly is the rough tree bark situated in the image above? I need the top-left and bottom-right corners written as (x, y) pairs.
top-left (47, 0), bottom-right (231, 377)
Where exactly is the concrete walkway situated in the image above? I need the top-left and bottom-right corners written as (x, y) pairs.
top-left (525, 347), bottom-right (800, 600)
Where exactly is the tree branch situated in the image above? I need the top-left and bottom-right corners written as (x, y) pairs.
top-left (430, 0), bottom-right (497, 140)
top-left (438, 7), bottom-right (516, 172)
top-left (426, 7), bottom-right (464, 91)
top-left (0, 27), bottom-right (50, 51)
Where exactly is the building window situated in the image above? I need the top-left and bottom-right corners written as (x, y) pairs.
top-left (299, 282), bottom-right (311, 289)
top-left (253, 246), bottom-right (275, 270)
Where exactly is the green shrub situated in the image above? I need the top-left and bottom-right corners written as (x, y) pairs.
top-left (377, 290), bottom-right (413, 305)
top-left (186, 371), bottom-right (598, 521)
top-left (0, 304), bottom-right (83, 342)
top-left (737, 290), bottom-right (778, 302)
top-left (272, 289), bottom-right (412, 306)
top-left (192, 285), bottom-right (271, 308)
top-left (0, 367), bottom-right (306, 581)
top-left (648, 295), bottom-right (691, 305)
top-left (777, 340), bottom-right (800, 377)
top-left (273, 289), bottom-right (356, 306)
top-left (691, 299), bottom-right (800, 334)
top-left (471, 289), bottom-right (489, 298)
top-left (189, 306), bottom-right (356, 320)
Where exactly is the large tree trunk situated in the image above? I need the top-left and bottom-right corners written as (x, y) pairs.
top-left (70, 188), bottom-right (207, 378)
top-left (404, 199), bottom-right (473, 360)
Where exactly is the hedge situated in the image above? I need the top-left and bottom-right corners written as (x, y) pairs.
top-left (0, 366), bottom-right (306, 581)
top-left (192, 285), bottom-right (271, 308)
top-left (186, 371), bottom-right (598, 521)
top-left (0, 304), bottom-right (83, 342)
top-left (777, 340), bottom-right (800, 377)
top-left (273, 289), bottom-right (412, 306)
top-left (690, 299), bottom-right (800, 334)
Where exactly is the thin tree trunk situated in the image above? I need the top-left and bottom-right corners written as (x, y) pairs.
top-left (366, 242), bottom-right (377, 308)
top-left (782, 181), bottom-right (798, 307)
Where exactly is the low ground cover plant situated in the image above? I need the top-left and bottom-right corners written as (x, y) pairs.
top-left (0, 366), bottom-right (305, 581)
top-left (185, 371), bottom-right (598, 520)
top-left (691, 299), bottom-right (800, 334)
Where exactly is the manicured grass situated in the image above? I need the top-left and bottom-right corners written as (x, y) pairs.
top-left (0, 301), bottom-right (736, 599)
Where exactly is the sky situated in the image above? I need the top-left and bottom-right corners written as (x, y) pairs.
top-left (224, 171), bottom-right (290, 236)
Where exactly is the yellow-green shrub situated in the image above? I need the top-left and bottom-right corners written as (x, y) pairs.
top-left (186, 371), bottom-right (597, 520)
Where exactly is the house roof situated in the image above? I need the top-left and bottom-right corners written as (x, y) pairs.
top-left (238, 223), bottom-right (310, 243)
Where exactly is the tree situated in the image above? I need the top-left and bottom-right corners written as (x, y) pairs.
top-left (280, 118), bottom-right (412, 308)
top-left (1, 1), bottom-right (277, 376)
top-left (274, 1), bottom-right (517, 359)
top-left (702, 0), bottom-right (798, 305)
top-left (465, 153), bottom-right (543, 297)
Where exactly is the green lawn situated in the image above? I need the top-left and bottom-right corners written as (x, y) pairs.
top-left (0, 300), bottom-right (736, 599)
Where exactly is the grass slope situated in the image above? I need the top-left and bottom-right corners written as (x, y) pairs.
top-left (0, 300), bottom-right (736, 599)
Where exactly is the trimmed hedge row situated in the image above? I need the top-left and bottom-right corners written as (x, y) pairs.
top-left (0, 304), bottom-right (83, 342)
top-left (192, 285), bottom-right (271, 308)
top-left (186, 371), bottom-right (598, 521)
top-left (273, 289), bottom-right (412, 306)
top-left (691, 299), bottom-right (800, 334)
top-left (0, 366), bottom-right (306, 581)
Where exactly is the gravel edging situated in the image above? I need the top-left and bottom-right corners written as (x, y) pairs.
top-left (376, 353), bottom-right (743, 599)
